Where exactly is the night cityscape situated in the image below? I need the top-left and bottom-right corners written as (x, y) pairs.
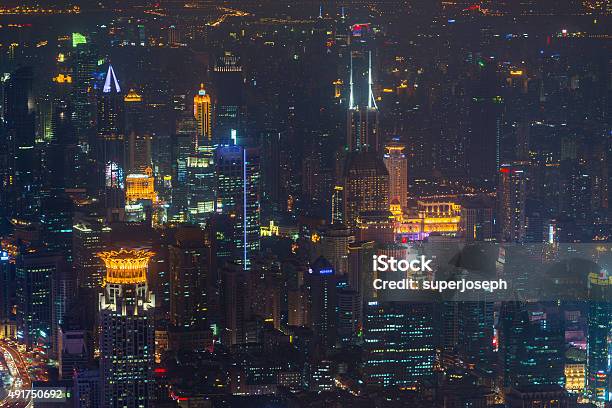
top-left (0, 0), bottom-right (611, 407)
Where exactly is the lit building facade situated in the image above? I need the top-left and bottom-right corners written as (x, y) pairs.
top-left (193, 83), bottom-right (212, 149)
top-left (73, 219), bottom-right (111, 288)
top-left (125, 167), bottom-right (157, 203)
top-left (215, 145), bottom-right (261, 270)
top-left (97, 65), bottom-right (125, 217)
top-left (498, 162), bottom-right (529, 243)
top-left (186, 147), bottom-right (216, 223)
top-left (343, 151), bottom-right (389, 231)
top-left (395, 200), bottom-right (462, 241)
top-left (98, 249), bottom-right (155, 408)
top-left (383, 140), bottom-right (408, 210)
top-left (347, 23), bottom-right (379, 153)
top-left (587, 270), bottom-right (612, 403)
top-left (363, 302), bottom-right (436, 387)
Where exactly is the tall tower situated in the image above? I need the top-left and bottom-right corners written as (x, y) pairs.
top-left (3, 66), bottom-right (39, 220)
top-left (343, 151), bottom-right (389, 231)
top-left (193, 83), bottom-right (212, 149)
top-left (97, 65), bottom-right (125, 217)
top-left (125, 89), bottom-right (151, 173)
top-left (498, 162), bottom-right (528, 243)
top-left (98, 249), bottom-right (155, 408)
top-left (212, 51), bottom-right (245, 145)
top-left (383, 140), bottom-right (408, 210)
top-left (587, 269), bottom-right (612, 402)
top-left (347, 24), bottom-right (379, 153)
top-left (215, 145), bottom-right (261, 270)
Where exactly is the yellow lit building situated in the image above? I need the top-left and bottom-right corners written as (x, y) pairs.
top-left (193, 83), bottom-right (212, 148)
top-left (97, 248), bottom-right (154, 285)
top-left (395, 200), bottom-right (462, 240)
top-left (125, 167), bottom-right (157, 203)
top-left (564, 363), bottom-right (585, 394)
top-left (124, 88), bottom-right (142, 103)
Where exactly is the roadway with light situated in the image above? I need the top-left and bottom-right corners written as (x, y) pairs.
top-left (0, 341), bottom-right (32, 408)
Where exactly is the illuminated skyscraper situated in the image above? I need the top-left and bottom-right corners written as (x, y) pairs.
top-left (96, 65), bottom-right (125, 217)
top-left (331, 185), bottom-right (344, 224)
top-left (212, 51), bottom-right (245, 145)
top-left (343, 151), bottom-right (389, 231)
top-left (363, 302), bottom-right (436, 387)
top-left (16, 252), bottom-right (63, 348)
top-left (383, 140), bottom-right (408, 210)
top-left (71, 33), bottom-right (97, 145)
top-left (193, 83), bottom-right (212, 149)
top-left (498, 162), bottom-right (529, 243)
top-left (215, 145), bottom-right (261, 270)
top-left (186, 147), bottom-right (216, 224)
top-left (587, 270), bottom-right (612, 402)
top-left (347, 23), bottom-right (379, 153)
top-left (305, 256), bottom-right (340, 349)
top-left (125, 167), bottom-right (157, 204)
top-left (125, 89), bottom-right (151, 173)
top-left (98, 249), bottom-right (155, 408)
top-left (73, 219), bottom-right (111, 288)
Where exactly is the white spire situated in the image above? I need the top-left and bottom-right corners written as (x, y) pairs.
top-left (103, 64), bottom-right (121, 94)
top-left (349, 55), bottom-right (355, 109)
top-left (368, 51), bottom-right (377, 110)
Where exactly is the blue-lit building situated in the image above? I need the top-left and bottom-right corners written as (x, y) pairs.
top-left (215, 144), bottom-right (261, 270)
top-left (587, 270), bottom-right (612, 402)
top-left (16, 252), bottom-right (63, 348)
top-left (363, 302), bottom-right (436, 387)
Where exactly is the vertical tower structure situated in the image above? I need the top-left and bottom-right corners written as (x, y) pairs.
top-left (98, 248), bottom-right (155, 408)
top-left (347, 23), bottom-right (379, 153)
top-left (193, 83), bottom-right (212, 149)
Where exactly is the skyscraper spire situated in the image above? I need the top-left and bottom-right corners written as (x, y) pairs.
top-left (368, 51), bottom-right (377, 110)
top-left (103, 64), bottom-right (121, 94)
top-left (349, 56), bottom-right (355, 109)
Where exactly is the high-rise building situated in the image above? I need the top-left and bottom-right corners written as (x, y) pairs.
top-left (587, 270), bottom-right (612, 402)
top-left (347, 23), bottom-right (379, 153)
top-left (215, 145), bottom-right (261, 270)
top-left (193, 83), bottom-right (212, 149)
top-left (498, 162), bottom-right (529, 243)
top-left (331, 185), bottom-right (344, 224)
top-left (343, 151), bottom-right (389, 231)
top-left (212, 51), bottom-right (245, 145)
top-left (124, 89), bottom-right (151, 173)
top-left (220, 262), bottom-right (248, 345)
top-left (16, 252), bottom-right (63, 348)
top-left (461, 198), bottom-right (494, 242)
top-left (186, 147), bottom-right (216, 223)
top-left (467, 67), bottom-right (503, 189)
top-left (96, 65), bottom-right (125, 217)
top-left (363, 302), bottom-right (436, 387)
top-left (73, 219), bottom-right (111, 288)
top-left (169, 226), bottom-right (211, 329)
top-left (170, 133), bottom-right (194, 219)
top-left (383, 140), bottom-right (408, 210)
top-left (58, 325), bottom-right (90, 380)
top-left (3, 66), bottom-right (39, 220)
top-left (98, 248), bottom-right (155, 408)
top-left (319, 224), bottom-right (352, 275)
top-left (71, 33), bottom-right (97, 145)
top-left (305, 257), bottom-right (340, 349)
